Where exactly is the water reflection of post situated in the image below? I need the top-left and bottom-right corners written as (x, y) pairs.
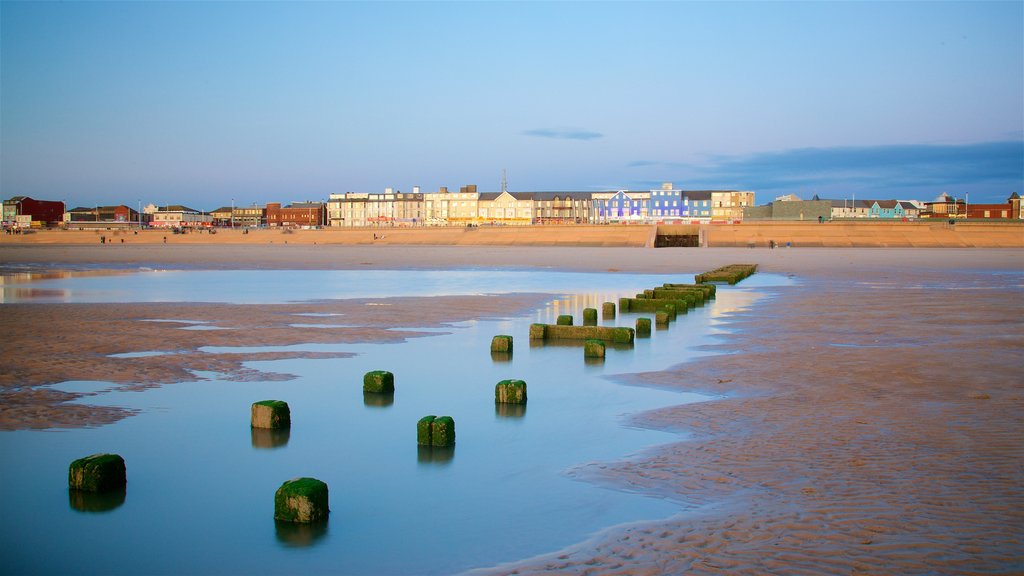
top-left (274, 519), bottom-right (328, 548)
top-left (251, 427), bottom-right (291, 449)
top-left (490, 351), bottom-right (512, 363)
top-left (417, 445), bottom-right (455, 465)
top-left (69, 489), bottom-right (126, 513)
top-left (363, 391), bottom-right (394, 408)
top-left (495, 403), bottom-right (526, 418)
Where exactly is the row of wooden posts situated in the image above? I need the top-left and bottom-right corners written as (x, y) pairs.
top-left (67, 266), bottom-right (756, 523)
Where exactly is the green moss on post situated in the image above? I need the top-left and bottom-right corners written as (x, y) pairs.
top-left (618, 297), bottom-right (631, 312)
top-left (583, 339), bottom-right (606, 358)
top-left (655, 311), bottom-right (670, 326)
top-left (636, 317), bottom-right (652, 337)
top-left (582, 308), bottom-right (598, 326)
top-left (431, 416), bottom-right (456, 447)
top-left (68, 453), bottom-right (126, 492)
top-left (495, 379), bottom-right (527, 404)
top-left (490, 335), bottom-right (513, 353)
top-left (274, 477), bottom-right (329, 523)
top-left (417, 415), bottom-right (436, 445)
top-left (363, 370), bottom-right (395, 394)
top-left (529, 323), bottom-right (547, 340)
top-left (602, 302), bottom-right (616, 319)
top-left (251, 400), bottom-right (291, 430)
top-left (556, 314), bottom-right (573, 326)
top-left (663, 304), bottom-right (677, 321)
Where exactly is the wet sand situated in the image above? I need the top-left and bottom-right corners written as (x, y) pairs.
top-left (2, 244), bottom-right (1022, 574)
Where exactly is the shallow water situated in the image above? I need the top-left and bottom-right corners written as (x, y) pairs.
top-left (0, 269), bottom-right (791, 575)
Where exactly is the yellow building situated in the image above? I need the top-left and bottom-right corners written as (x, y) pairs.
top-left (423, 185), bottom-right (479, 225)
top-left (478, 191), bottom-right (534, 225)
top-left (711, 190), bottom-right (755, 222)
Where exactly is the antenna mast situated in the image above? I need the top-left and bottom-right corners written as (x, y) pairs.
top-left (501, 169), bottom-right (508, 194)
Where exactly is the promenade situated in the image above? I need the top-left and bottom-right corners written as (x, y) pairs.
top-left (2, 220), bottom-right (1022, 248)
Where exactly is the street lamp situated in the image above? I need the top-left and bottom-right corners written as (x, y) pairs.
top-left (231, 198), bottom-right (235, 229)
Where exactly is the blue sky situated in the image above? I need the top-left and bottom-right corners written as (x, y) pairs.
top-left (2, 1), bottom-right (1021, 209)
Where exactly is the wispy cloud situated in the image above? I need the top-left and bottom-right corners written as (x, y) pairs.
top-left (629, 141), bottom-right (1024, 202)
top-left (523, 128), bottom-right (603, 141)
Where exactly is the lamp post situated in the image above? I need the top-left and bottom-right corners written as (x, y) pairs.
top-left (231, 198), bottom-right (235, 229)
top-left (137, 199), bottom-right (141, 229)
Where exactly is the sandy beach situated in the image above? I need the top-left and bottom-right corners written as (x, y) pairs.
top-left (2, 243), bottom-right (1022, 574)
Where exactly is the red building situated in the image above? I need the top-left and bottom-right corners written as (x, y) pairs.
top-left (265, 202), bottom-right (327, 227)
top-left (3, 196), bottom-right (66, 227)
top-left (965, 193), bottom-right (1022, 220)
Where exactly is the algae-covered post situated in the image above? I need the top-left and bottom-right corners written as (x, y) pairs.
top-left (495, 379), bottom-right (527, 404)
top-left (556, 314), bottom-right (574, 326)
top-left (68, 453), bottom-right (126, 492)
top-left (417, 415), bottom-right (436, 445)
top-left (251, 400), bottom-right (291, 430)
top-left (490, 335), bottom-right (513, 354)
top-left (582, 308), bottom-right (598, 326)
top-left (432, 416), bottom-right (456, 447)
top-left (417, 415), bottom-right (457, 447)
top-left (529, 323), bottom-right (547, 340)
top-left (619, 297), bottom-right (631, 312)
top-left (584, 339), bottom-right (606, 359)
top-left (655, 311), bottom-right (670, 326)
top-left (636, 317), bottom-right (652, 337)
top-left (602, 302), bottom-right (616, 319)
top-left (695, 264), bottom-right (758, 285)
top-left (274, 477), bottom-right (329, 523)
top-left (363, 370), bottom-right (395, 394)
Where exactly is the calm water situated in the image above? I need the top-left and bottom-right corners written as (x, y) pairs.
top-left (0, 269), bottom-right (792, 575)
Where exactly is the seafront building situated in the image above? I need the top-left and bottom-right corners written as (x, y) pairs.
top-left (8, 187), bottom-right (1022, 231)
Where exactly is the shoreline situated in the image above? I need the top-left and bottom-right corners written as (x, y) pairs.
top-left (2, 245), bottom-right (1022, 574)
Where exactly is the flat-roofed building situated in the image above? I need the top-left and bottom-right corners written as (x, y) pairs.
top-left (711, 190), bottom-right (755, 222)
top-left (150, 205), bottom-right (213, 228)
top-left (423, 185), bottom-right (479, 226)
top-left (266, 202), bottom-right (326, 228)
top-left (531, 192), bottom-right (592, 224)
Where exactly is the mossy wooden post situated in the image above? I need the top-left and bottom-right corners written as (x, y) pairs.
top-left (618, 297), bottom-right (631, 312)
top-left (663, 304), bottom-right (677, 321)
top-left (431, 416), bottom-right (456, 447)
top-left (556, 314), bottom-right (573, 326)
top-left (602, 302), bottom-right (616, 319)
top-left (655, 311), bottom-right (670, 326)
top-left (490, 335), bottom-right (513, 353)
top-left (529, 323), bottom-right (547, 340)
top-left (274, 477), bottom-right (329, 523)
top-left (582, 308), bottom-right (598, 326)
top-left (495, 379), bottom-right (527, 404)
top-left (251, 400), bottom-right (291, 430)
top-left (417, 415), bottom-right (436, 445)
top-left (584, 339), bottom-right (606, 359)
top-left (636, 317), bottom-right (652, 337)
top-left (68, 453), bottom-right (126, 492)
top-left (363, 370), bottom-right (395, 394)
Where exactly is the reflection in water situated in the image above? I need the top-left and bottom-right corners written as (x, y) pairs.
top-left (529, 339), bottom-right (633, 352)
top-left (274, 519), bottom-right (328, 548)
top-left (68, 489), bottom-right (126, 513)
top-left (362, 392), bottom-right (394, 408)
top-left (583, 356), bottom-right (606, 367)
top-left (490, 351), bottom-right (513, 363)
top-left (495, 403), bottom-right (526, 418)
top-left (417, 445), bottom-right (455, 465)
top-left (251, 428), bottom-right (291, 449)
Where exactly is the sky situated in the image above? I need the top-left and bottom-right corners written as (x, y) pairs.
top-left (2, 1), bottom-right (1022, 210)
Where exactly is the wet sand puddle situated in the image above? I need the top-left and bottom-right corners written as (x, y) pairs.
top-left (0, 269), bottom-right (792, 575)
